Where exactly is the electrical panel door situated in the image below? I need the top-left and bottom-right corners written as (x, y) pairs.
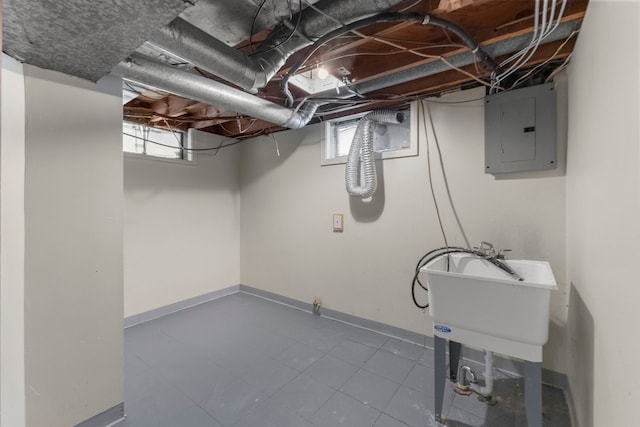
top-left (485, 83), bottom-right (556, 174)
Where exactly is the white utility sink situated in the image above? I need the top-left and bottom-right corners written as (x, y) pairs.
top-left (420, 253), bottom-right (557, 362)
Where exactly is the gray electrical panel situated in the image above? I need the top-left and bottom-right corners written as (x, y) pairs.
top-left (485, 83), bottom-right (557, 174)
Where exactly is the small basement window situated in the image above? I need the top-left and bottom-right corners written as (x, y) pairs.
top-left (321, 102), bottom-right (418, 166)
top-left (123, 122), bottom-right (193, 162)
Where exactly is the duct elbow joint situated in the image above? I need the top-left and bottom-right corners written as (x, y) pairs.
top-left (282, 102), bottom-right (322, 128)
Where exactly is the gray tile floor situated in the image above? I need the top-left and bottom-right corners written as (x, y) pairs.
top-left (122, 293), bottom-right (571, 427)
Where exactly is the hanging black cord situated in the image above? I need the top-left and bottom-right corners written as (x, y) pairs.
top-left (411, 248), bottom-right (470, 309)
top-left (250, 0), bottom-right (304, 56)
top-left (248, 0), bottom-right (271, 54)
top-left (279, 12), bottom-right (500, 107)
top-left (410, 247), bottom-right (521, 310)
top-left (280, 12), bottom-right (423, 107)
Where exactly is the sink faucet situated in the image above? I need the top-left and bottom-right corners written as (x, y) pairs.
top-left (474, 241), bottom-right (523, 281)
top-left (496, 249), bottom-right (512, 260)
top-left (475, 241), bottom-right (496, 258)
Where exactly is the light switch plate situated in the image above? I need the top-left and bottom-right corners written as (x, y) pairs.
top-left (333, 214), bottom-right (344, 232)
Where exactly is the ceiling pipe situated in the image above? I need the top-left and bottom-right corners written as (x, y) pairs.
top-left (279, 12), bottom-right (500, 106)
top-left (112, 54), bottom-right (321, 129)
top-left (148, 0), bottom-right (406, 93)
top-left (309, 20), bottom-right (579, 102)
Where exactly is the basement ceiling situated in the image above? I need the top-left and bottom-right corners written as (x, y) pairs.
top-left (3, 0), bottom-right (589, 140)
top-left (2, 0), bottom-right (194, 81)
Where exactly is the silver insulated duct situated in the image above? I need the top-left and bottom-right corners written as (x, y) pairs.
top-left (113, 54), bottom-right (320, 129)
top-left (147, 0), bottom-right (406, 93)
top-left (346, 111), bottom-right (404, 198)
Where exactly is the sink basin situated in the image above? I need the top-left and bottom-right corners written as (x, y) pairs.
top-left (420, 253), bottom-right (557, 362)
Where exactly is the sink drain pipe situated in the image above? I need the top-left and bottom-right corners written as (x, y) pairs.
top-left (470, 350), bottom-right (495, 398)
top-left (455, 351), bottom-right (495, 400)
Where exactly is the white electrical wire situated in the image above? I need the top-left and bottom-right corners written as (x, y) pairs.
top-left (419, 100), bottom-right (449, 248)
top-left (510, 30), bottom-right (577, 89)
top-left (493, 0), bottom-right (567, 91)
top-left (545, 51), bottom-right (572, 83)
top-left (422, 100), bottom-right (471, 249)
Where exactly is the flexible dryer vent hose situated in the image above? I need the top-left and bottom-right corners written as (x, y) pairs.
top-left (345, 111), bottom-right (404, 198)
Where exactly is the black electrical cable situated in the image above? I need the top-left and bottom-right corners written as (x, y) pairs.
top-left (280, 12), bottom-right (424, 107)
top-left (123, 132), bottom-right (243, 151)
top-left (410, 247), bottom-right (522, 310)
top-left (425, 15), bottom-right (499, 73)
top-left (248, 0), bottom-right (271, 54)
top-left (411, 247), bottom-right (470, 309)
top-left (279, 12), bottom-right (500, 107)
top-left (250, 0), bottom-right (303, 57)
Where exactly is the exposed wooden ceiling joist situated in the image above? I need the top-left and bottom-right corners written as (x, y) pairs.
top-left (123, 0), bottom-right (589, 140)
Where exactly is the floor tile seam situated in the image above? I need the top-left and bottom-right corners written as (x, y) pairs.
top-left (138, 350), bottom-right (227, 378)
top-left (124, 385), bottom-right (195, 418)
top-left (301, 337), bottom-right (343, 354)
top-left (193, 401), bottom-right (229, 427)
top-left (305, 389), bottom-right (384, 426)
top-left (304, 352), bottom-right (362, 377)
top-left (350, 334), bottom-right (391, 351)
top-left (129, 363), bottom-right (191, 395)
top-left (401, 376), bottom-right (432, 396)
top-left (236, 364), bottom-right (304, 396)
top-left (197, 381), bottom-right (270, 427)
top-left (326, 345), bottom-right (376, 368)
top-left (223, 396), bottom-right (275, 427)
top-left (340, 371), bottom-right (404, 414)
top-left (272, 333), bottom-right (313, 360)
top-left (314, 314), bottom-right (423, 347)
top-left (278, 354), bottom-right (323, 374)
top-left (376, 347), bottom-right (424, 364)
top-left (329, 356), bottom-right (362, 391)
top-left (262, 367), bottom-right (306, 398)
top-left (360, 356), bottom-right (418, 385)
top-left (399, 359), bottom-right (420, 384)
top-left (377, 411), bottom-right (413, 427)
top-left (171, 368), bottom-right (241, 404)
top-left (299, 387), bottom-right (342, 426)
top-left (303, 362), bottom-right (369, 423)
top-left (261, 347), bottom-right (326, 377)
top-left (179, 402), bottom-right (222, 425)
top-left (445, 404), bottom-right (490, 424)
top-left (127, 331), bottom-right (198, 365)
top-left (125, 352), bottom-right (154, 374)
top-left (247, 373), bottom-right (311, 411)
top-left (377, 380), bottom-right (406, 420)
top-left (263, 377), bottom-right (334, 426)
top-left (381, 340), bottom-right (427, 362)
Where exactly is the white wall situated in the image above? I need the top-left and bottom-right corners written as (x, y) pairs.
top-left (124, 132), bottom-right (240, 317)
top-left (240, 87), bottom-right (568, 373)
top-left (566, 2), bottom-right (640, 426)
top-left (1, 62), bottom-right (125, 427)
top-left (1, 53), bottom-right (27, 427)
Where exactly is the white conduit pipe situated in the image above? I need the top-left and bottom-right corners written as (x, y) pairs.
top-left (345, 111), bottom-right (404, 198)
top-left (470, 350), bottom-right (495, 398)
